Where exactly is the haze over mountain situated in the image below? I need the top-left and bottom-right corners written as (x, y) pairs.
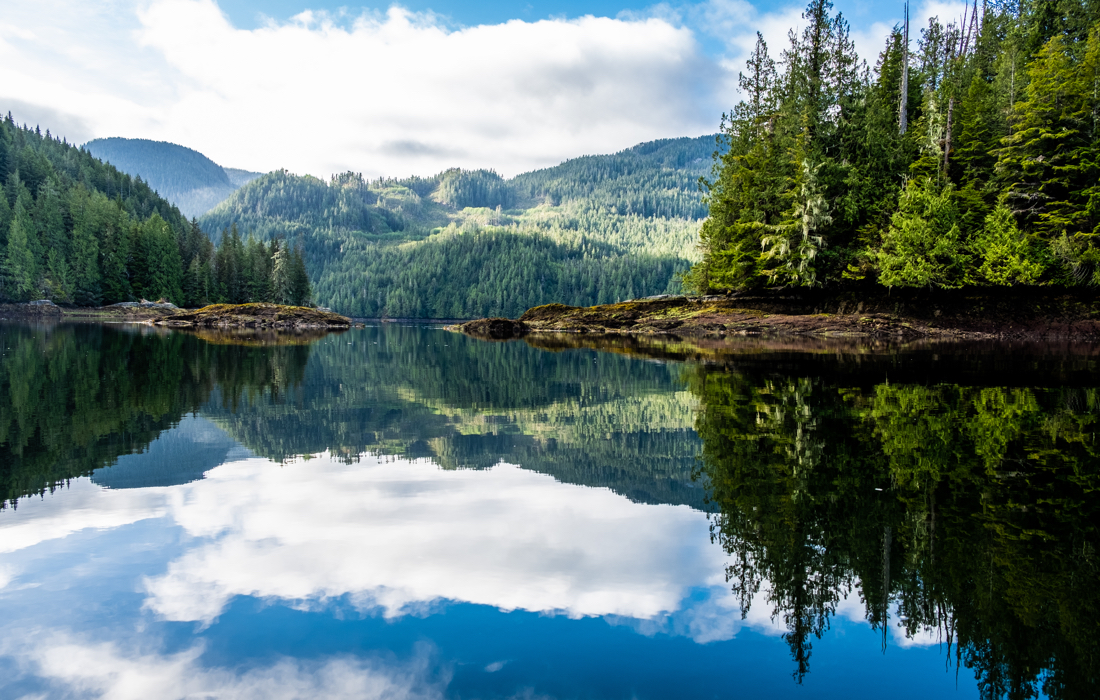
top-left (83, 138), bottom-right (262, 219)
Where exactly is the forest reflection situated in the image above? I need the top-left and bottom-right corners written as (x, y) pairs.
top-left (0, 322), bottom-right (310, 507)
top-left (690, 363), bottom-right (1099, 699)
top-left (0, 322), bottom-right (701, 509)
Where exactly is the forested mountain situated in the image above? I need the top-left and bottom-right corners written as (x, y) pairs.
top-left (84, 137), bottom-right (262, 218)
top-left (199, 135), bottom-right (716, 317)
top-left (0, 116), bottom-right (308, 307)
top-left (689, 0), bottom-right (1100, 292)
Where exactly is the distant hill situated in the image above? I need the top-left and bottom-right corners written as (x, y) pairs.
top-left (199, 134), bottom-right (719, 318)
top-left (83, 137), bottom-right (262, 218)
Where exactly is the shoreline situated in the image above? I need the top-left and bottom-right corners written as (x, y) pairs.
top-left (457, 288), bottom-right (1100, 342)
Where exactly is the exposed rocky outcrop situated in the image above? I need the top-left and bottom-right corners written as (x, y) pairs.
top-left (0, 300), bottom-right (63, 317)
top-left (154, 303), bottom-right (351, 329)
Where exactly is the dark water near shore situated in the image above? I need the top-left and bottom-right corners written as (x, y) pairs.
top-left (0, 321), bottom-right (1096, 699)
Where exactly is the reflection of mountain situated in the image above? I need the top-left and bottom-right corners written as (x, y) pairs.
top-left (200, 325), bottom-right (706, 509)
top-left (1, 322), bottom-right (702, 510)
top-left (3, 319), bottom-right (1099, 696)
top-left (91, 416), bottom-right (250, 489)
top-left (0, 323), bottom-right (310, 507)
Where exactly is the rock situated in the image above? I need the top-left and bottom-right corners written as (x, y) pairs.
top-left (153, 303), bottom-right (351, 329)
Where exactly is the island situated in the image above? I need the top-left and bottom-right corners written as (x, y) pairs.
top-left (152, 303), bottom-right (351, 329)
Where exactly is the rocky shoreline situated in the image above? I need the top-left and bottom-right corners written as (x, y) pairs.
top-left (457, 288), bottom-right (1100, 341)
top-left (153, 303), bottom-right (351, 329)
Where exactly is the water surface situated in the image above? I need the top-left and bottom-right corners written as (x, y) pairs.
top-left (1, 322), bottom-right (1096, 699)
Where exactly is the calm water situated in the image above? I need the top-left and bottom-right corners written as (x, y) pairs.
top-left (0, 322), bottom-right (1097, 699)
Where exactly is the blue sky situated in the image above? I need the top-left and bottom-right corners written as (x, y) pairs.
top-left (0, 0), bottom-right (963, 177)
top-left (215, 0), bottom-right (893, 31)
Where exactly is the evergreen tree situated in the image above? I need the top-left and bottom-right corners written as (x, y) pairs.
top-left (68, 187), bottom-right (102, 306)
top-left (877, 178), bottom-right (968, 287)
top-left (271, 243), bottom-right (291, 305)
top-left (288, 244), bottom-right (311, 306)
top-left (5, 202), bottom-right (37, 300)
top-left (972, 204), bottom-right (1045, 285)
top-left (690, 8), bottom-right (1100, 291)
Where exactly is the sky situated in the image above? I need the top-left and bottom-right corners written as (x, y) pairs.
top-left (0, 0), bottom-right (967, 179)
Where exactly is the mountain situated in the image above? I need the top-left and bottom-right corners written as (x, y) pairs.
top-left (199, 135), bottom-right (718, 317)
top-left (83, 137), bottom-right (262, 219)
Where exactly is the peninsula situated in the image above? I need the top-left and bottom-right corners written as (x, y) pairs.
top-left (458, 288), bottom-right (1100, 341)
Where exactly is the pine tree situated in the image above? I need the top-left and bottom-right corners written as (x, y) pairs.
top-left (288, 244), bottom-right (311, 306)
top-left (761, 157), bottom-right (831, 285)
top-left (271, 242), bottom-right (291, 304)
top-left (68, 188), bottom-right (102, 306)
top-left (996, 33), bottom-right (1096, 238)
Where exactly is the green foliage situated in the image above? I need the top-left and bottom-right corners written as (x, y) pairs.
top-left (0, 114), bottom-right (183, 304)
top-left (436, 168), bottom-right (516, 209)
top-left (4, 203), bottom-right (36, 300)
top-left (878, 178), bottom-right (968, 287)
top-left (972, 204), bottom-right (1045, 285)
top-left (313, 226), bottom-right (683, 318)
top-left (761, 158), bottom-right (831, 285)
top-left (692, 6), bottom-right (1100, 291)
top-left (0, 115), bottom-right (304, 309)
top-left (199, 137), bottom-right (712, 317)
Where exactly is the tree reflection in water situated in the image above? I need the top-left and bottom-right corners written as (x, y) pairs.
top-left (690, 364), bottom-right (1099, 698)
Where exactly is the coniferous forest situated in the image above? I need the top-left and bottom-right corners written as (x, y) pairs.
top-left (0, 116), bottom-right (310, 308)
top-left (688, 0), bottom-right (1100, 292)
top-left (198, 137), bottom-right (713, 318)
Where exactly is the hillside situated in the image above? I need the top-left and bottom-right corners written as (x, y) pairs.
top-left (199, 135), bottom-right (717, 317)
top-left (0, 116), bottom-right (197, 304)
top-left (83, 137), bottom-right (262, 218)
top-left (0, 115), bottom-right (306, 308)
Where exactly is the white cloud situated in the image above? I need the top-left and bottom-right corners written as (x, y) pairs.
top-left (0, 0), bottom-right (977, 179)
top-left (141, 455), bottom-right (734, 628)
top-left (678, 0), bottom-right (972, 87)
top-left (0, 0), bottom-right (723, 178)
top-left (2, 631), bottom-right (447, 700)
top-left (0, 479), bottom-right (165, 557)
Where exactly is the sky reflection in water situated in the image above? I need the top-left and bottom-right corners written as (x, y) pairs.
top-left (0, 324), bottom-right (1019, 698)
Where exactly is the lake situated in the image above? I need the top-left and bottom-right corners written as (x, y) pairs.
top-left (0, 321), bottom-right (1096, 699)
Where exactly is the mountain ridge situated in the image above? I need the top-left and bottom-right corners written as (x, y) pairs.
top-left (83, 137), bottom-right (262, 218)
top-left (196, 134), bottom-right (718, 317)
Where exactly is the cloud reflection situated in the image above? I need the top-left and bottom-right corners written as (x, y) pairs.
top-left (0, 479), bottom-right (165, 556)
top-left (3, 631), bottom-right (446, 700)
top-left (142, 455), bottom-right (731, 628)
